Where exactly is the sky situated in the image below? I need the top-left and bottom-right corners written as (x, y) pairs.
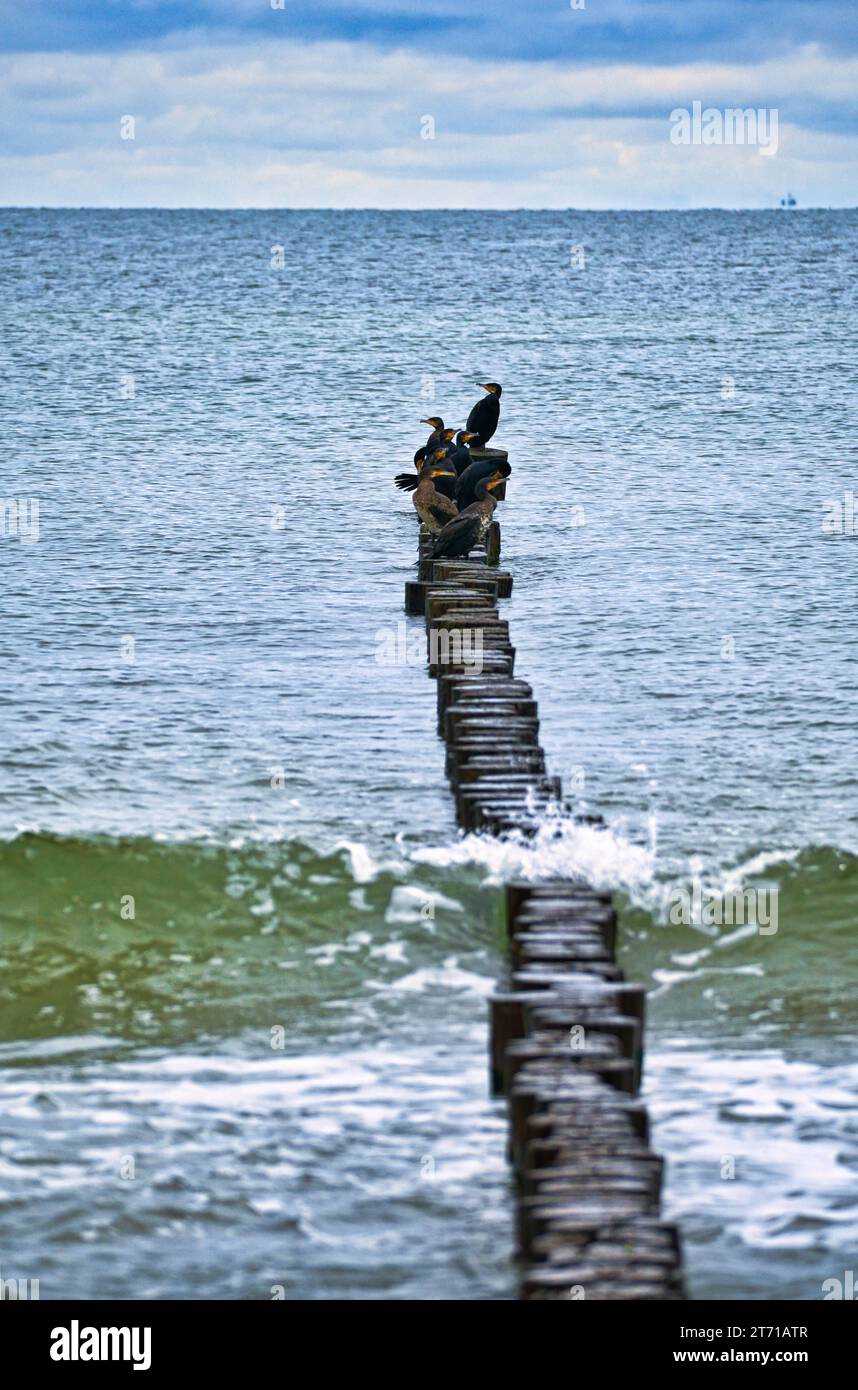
top-left (0, 0), bottom-right (856, 208)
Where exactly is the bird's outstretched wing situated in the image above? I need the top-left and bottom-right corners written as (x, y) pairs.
top-left (394, 473), bottom-right (419, 491)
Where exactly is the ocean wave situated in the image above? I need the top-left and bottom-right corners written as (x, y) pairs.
top-left (4, 825), bottom-right (857, 942)
top-left (4, 827), bottom-right (858, 1050)
top-left (410, 813), bottom-right (858, 937)
top-left (0, 830), bottom-right (498, 1049)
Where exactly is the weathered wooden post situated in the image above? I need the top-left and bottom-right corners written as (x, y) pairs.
top-left (396, 438), bottom-right (684, 1301)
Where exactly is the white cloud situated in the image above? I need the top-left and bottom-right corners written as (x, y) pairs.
top-left (0, 38), bottom-right (856, 206)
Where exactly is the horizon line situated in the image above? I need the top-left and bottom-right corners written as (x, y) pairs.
top-left (0, 204), bottom-right (853, 213)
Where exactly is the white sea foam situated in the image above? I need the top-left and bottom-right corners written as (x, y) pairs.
top-left (384, 883), bottom-right (463, 925)
top-left (365, 957), bottom-right (495, 997)
top-left (334, 838), bottom-right (417, 886)
top-left (721, 846), bottom-right (802, 889)
top-left (407, 811), bottom-right (815, 939)
top-left (337, 840), bottom-right (380, 884)
top-left (410, 815), bottom-right (658, 905)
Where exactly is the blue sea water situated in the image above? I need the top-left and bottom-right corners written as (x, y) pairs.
top-left (1, 208), bottom-right (858, 1299)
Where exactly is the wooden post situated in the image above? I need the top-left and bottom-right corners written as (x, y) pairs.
top-left (400, 436), bottom-right (683, 1302)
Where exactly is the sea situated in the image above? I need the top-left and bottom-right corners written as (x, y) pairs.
top-left (1, 207), bottom-right (857, 1300)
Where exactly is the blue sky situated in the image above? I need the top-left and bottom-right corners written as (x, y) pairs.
top-left (1, 0), bottom-right (856, 207)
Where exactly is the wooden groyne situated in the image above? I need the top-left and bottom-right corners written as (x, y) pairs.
top-left (404, 450), bottom-right (685, 1301)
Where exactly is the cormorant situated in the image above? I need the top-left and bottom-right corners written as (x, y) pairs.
top-left (447, 430), bottom-right (479, 476)
top-left (424, 448), bottom-right (457, 499)
top-left (394, 449), bottom-right (456, 500)
top-left (429, 473), bottom-right (503, 558)
top-left (412, 465), bottom-right (459, 533)
top-left (466, 383), bottom-right (502, 447)
top-left (454, 457), bottom-right (511, 511)
top-left (420, 417), bottom-right (448, 452)
top-left (393, 445), bottom-right (429, 491)
top-left (433, 428), bottom-right (458, 459)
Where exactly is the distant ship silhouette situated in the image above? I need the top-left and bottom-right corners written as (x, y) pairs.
top-left (780, 193), bottom-right (797, 208)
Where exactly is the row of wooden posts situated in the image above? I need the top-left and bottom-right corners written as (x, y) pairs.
top-left (403, 447), bottom-right (685, 1300)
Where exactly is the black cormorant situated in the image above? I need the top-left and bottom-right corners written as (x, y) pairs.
top-left (395, 450), bottom-right (456, 500)
top-left (434, 428), bottom-right (458, 458)
top-left (447, 430), bottom-right (479, 476)
top-left (466, 383), bottom-right (502, 447)
top-left (393, 445), bottom-right (428, 491)
top-left (420, 417), bottom-right (448, 452)
top-left (454, 457), bottom-right (511, 511)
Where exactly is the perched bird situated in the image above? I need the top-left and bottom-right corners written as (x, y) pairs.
top-left (454, 457), bottom-right (511, 511)
top-left (412, 465), bottom-right (459, 533)
top-left (429, 473), bottom-right (503, 559)
top-left (395, 449), bottom-right (456, 499)
top-left (420, 417), bottom-right (448, 452)
top-left (431, 428), bottom-right (459, 462)
top-left (423, 449), bottom-right (457, 499)
top-left (447, 430), bottom-right (479, 476)
top-left (393, 445), bottom-right (429, 491)
top-left (466, 383), bottom-right (502, 447)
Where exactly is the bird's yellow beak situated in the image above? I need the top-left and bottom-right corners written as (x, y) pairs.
top-left (486, 472), bottom-right (505, 491)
